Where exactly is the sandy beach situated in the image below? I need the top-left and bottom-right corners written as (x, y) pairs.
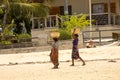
top-left (0, 46), bottom-right (120, 80)
top-left (0, 61), bottom-right (120, 80)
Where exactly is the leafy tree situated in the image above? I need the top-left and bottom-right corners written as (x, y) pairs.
top-left (58, 14), bottom-right (90, 40)
top-left (0, 0), bottom-right (53, 35)
top-left (61, 14), bottom-right (90, 32)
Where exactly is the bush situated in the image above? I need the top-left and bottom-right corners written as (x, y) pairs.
top-left (61, 14), bottom-right (90, 32)
top-left (59, 28), bottom-right (71, 40)
top-left (17, 33), bottom-right (31, 42)
top-left (17, 33), bottom-right (31, 39)
top-left (0, 40), bottom-right (12, 45)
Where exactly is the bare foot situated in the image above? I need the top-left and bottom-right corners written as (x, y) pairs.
top-left (52, 67), bottom-right (58, 69)
top-left (70, 64), bottom-right (74, 66)
top-left (82, 63), bottom-right (86, 66)
top-left (52, 66), bottom-right (58, 69)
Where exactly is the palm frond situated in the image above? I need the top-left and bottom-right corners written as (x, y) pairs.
top-left (10, 2), bottom-right (49, 18)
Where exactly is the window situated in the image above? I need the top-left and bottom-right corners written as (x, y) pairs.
top-left (92, 3), bottom-right (104, 13)
top-left (92, 3), bottom-right (116, 13)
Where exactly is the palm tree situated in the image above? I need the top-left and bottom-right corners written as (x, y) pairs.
top-left (9, 1), bottom-right (50, 34)
top-left (0, 0), bottom-right (54, 34)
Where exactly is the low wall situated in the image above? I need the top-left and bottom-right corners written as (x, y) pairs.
top-left (31, 29), bottom-right (49, 46)
top-left (32, 29), bottom-right (83, 47)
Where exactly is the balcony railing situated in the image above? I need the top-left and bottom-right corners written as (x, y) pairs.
top-left (31, 13), bottom-right (119, 30)
top-left (32, 15), bottom-right (62, 29)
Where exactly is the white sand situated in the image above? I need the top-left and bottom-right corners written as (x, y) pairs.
top-left (0, 61), bottom-right (120, 80)
top-left (0, 46), bottom-right (120, 80)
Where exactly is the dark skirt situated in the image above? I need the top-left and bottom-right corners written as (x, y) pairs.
top-left (72, 47), bottom-right (80, 59)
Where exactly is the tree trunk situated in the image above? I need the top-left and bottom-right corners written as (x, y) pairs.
top-left (2, 0), bottom-right (10, 33)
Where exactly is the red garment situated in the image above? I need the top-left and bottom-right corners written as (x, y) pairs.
top-left (50, 47), bottom-right (59, 67)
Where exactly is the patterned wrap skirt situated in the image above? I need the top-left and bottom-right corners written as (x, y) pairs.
top-left (72, 47), bottom-right (80, 59)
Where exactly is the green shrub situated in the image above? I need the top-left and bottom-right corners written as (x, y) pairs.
top-left (2, 19), bottom-right (16, 36)
top-left (0, 40), bottom-right (12, 45)
top-left (17, 33), bottom-right (31, 39)
top-left (17, 33), bottom-right (31, 42)
top-left (61, 14), bottom-right (90, 32)
top-left (59, 28), bottom-right (71, 40)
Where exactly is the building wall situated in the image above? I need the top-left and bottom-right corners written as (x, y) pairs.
top-left (69, 0), bottom-right (89, 14)
top-left (49, 0), bottom-right (89, 14)
top-left (48, 0), bottom-right (119, 14)
top-left (115, 0), bottom-right (120, 14)
top-left (92, 0), bottom-right (119, 14)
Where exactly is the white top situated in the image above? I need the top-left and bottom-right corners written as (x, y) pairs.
top-left (52, 42), bottom-right (59, 48)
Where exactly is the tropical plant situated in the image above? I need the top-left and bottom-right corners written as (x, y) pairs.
top-left (2, 19), bottom-right (16, 37)
top-left (0, 0), bottom-right (54, 34)
top-left (61, 14), bottom-right (90, 32)
top-left (0, 19), bottom-right (16, 42)
top-left (59, 28), bottom-right (71, 40)
top-left (17, 33), bottom-right (31, 40)
top-left (0, 40), bottom-right (12, 45)
top-left (17, 33), bottom-right (31, 42)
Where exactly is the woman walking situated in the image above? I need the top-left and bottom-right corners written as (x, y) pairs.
top-left (50, 37), bottom-right (59, 69)
top-left (71, 29), bottom-right (85, 66)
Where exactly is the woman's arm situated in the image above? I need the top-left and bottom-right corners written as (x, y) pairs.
top-left (72, 29), bottom-right (76, 38)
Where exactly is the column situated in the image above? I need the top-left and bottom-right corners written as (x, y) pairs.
top-left (89, 0), bottom-right (92, 40)
top-left (108, 0), bottom-right (111, 25)
top-left (64, 0), bottom-right (68, 15)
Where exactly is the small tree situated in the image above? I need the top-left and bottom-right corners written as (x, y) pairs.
top-left (61, 14), bottom-right (90, 32)
top-left (58, 14), bottom-right (90, 40)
